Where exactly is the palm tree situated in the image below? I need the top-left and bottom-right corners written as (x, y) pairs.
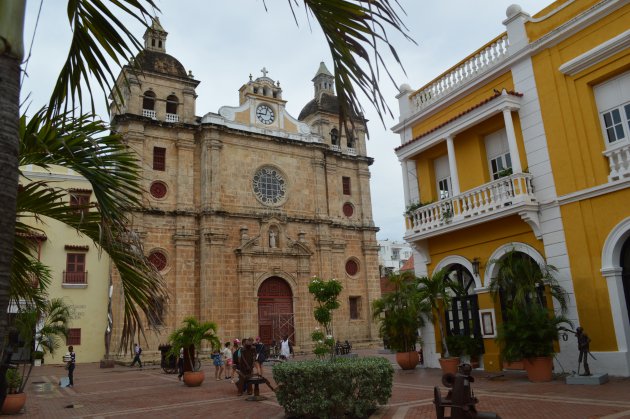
top-left (168, 317), bottom-right (220, 373)
top-left (0, 0), bottom-right (411, 405)
top-left (417, 269), bottom-right (453, 358)
top-left (487, 249), bottom-right (568, 314)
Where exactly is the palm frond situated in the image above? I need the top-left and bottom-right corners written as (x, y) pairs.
top-left (294, 0), bottom-right (414, 137)
top-left (48, 0), bottom-right (159, 116)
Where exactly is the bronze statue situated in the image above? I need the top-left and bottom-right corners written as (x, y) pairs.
top-left (576, 327), bottom-right (592, 376)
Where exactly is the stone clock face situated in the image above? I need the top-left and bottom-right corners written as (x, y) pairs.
top-left (256, 104), bottom-right (275, 125)
top-left (253, 166), bottom-right (286, 206)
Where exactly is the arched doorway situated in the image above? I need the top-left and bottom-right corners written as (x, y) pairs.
top-left (621, 238), bottom-right (630, 323)
top-left (444, 264), bottom-right (482, 350)
top-left (258, 277), bottom-right (295, 345)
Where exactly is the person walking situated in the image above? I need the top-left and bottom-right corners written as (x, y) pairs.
top-left (130, 343), bottom-right (143, 368)
top-left (254, 336), bottom-right (267, 376)
top-left (212, 346), bottom-right (224, 381)
top-left (66, 346), bottom-right (76, 387)
top-left (280, 335), bottom-right (293, 360)
top-left (222, 342), bottom-right (232, 379)
top-left (177, 347), bottom-right (184, 381)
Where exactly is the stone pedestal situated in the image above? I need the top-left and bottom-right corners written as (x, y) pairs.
top-left (566, 373), bottom-right (609, 385)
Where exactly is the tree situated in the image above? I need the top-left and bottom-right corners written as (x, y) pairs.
top-left (0, 0), bottom-right (411, 406)
top-left (416, 269), bottom-right (453, 358)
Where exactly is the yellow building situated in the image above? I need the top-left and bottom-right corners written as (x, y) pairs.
top-left (19, 165), bottom-right (110, 364)
top-left (393, 0), bottom-right (630, 376)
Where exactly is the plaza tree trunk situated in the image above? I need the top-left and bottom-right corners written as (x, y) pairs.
top-left (0, 0), bottom-right (26, 409)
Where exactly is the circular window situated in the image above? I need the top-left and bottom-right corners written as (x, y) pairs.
top-left (342, 202), bottom-right (354, 217)
top-left (148, 250), bottom-right (168, 271)
top-left (345, 259), bottom-right (359, 276)
top-left (150, 181), bottom-right (168, 199)
top-left (253, 166), bottom-right (287, 206)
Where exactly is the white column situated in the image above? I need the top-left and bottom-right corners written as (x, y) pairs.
top-left (445, 135), bottom-right (460, 196)
top-left (401, 160), bottom-right (410, 204)
top-left (502, 108), bottom-right (523, 173)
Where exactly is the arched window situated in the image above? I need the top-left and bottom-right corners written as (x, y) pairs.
top-left (142, 91), bottom-right (156, 111)
top-left (166, 95), bottom-right (179, 115)
top-left (330, 128), bottom-right (339, 146)
top-left (347, 135), bottom-right (355, 149)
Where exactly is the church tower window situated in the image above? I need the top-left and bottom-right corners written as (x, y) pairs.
top-left (153, 147), bottom-right (166, 171)
top-left (253, 166), bottom-right (287, 206)
top-left (343, 202), bottom-right (354, 217)
top-left (142, 91), bottom-right (156, 119)
top-left (330, 128), bottom-right (339, 146)
top-left (342, 177), bottom-right (351, 195)
top-left (166, 95), bottom-right (179, 122)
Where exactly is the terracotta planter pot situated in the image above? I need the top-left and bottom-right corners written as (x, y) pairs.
top-left (438, 357), bottom-right (460, 375)
top-left (183, 370), bottom-right (205, 387)
top-left (504, 360), bottom-right (525, 370)
top-left (2, 393), bottom-right (27, 415)
top-left (523, 356), bottom-right (553, 382)
top-left (395, 351), bottom-right (419, 370)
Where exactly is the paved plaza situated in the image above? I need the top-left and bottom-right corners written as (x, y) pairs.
top-left (17, 350), bottom-right (630, 418)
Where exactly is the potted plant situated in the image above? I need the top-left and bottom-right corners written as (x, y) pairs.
top-left (33, 351), bottom-right (44, 367)
top-left (417, 268), bottom-right (461, 374)
top-left (489, 250), bottom-right (571, 382)
top-left (1, 369), bottom-right (26, 415)
top-left (372, 271), bottom-right (429, 370)
top-left (168, 317), bottom-right (220, 387)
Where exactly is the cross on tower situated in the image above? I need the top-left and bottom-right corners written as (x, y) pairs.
top-left (261, 67), bottom-right (269, 77)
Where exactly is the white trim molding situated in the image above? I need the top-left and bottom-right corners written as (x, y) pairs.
top-left (559, 29), bottom-right (630, 76)
top-left (432, 255), bottom-right (482, 289)
top-left (600, 216), bottom-right (630, 376)
top-left (483, 242), bottom-right (546, 288)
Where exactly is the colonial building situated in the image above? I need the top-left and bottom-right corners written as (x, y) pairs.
top-left (109, 19), bottom-right (381, 353)
top-left (18, 166), bottom-right (110, 364)
top-left (394, 0), bottom-right (630, 375)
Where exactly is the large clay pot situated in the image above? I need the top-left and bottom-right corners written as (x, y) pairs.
top-left (183, 370), bottom-right (205, 387)
top-left (2, 393), bottom-right (27, 415)
top-left (523, 356), bottom-right (553, 382)
top-left (395, 351), bottom-right (420, 370)
top-left (438, 357), bottom-right (461, 375)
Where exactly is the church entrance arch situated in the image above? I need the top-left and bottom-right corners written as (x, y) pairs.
top-left (257, 277), bottom-right (295, 346)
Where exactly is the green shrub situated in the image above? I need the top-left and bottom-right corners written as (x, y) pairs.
top-left (273, 357), bottom-right (393, 418)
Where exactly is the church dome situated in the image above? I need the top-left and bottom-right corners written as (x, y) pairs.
top-left (134, 50), bottom-right (187, 78)
top-left (298, 92), bottom-right (341, 120)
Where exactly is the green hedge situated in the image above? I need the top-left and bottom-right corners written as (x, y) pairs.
top-left (273, 357), bottom-right (393, 418)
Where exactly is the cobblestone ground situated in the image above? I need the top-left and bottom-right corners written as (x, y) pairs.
top-left (16, 350), bottom-right (630, 418)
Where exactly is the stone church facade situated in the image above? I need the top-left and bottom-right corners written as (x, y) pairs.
top-left (109, 19), bottom-right (381, 352)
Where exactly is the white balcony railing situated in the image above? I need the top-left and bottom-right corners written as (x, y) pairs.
top-left (330, 144), bottom-right (341, 152)
top-left (347, 148), bottom-right (357, 156)
top-left (406, 173), bottom-right (536, 235)
top-left (603, 142), bottom-right (630, 181)
top-left (142, 109), bottom-right (156, 119)
top-left (409, 35), bottom-right (509, 113)
top-left (165, 113), bottom-right (179, 123)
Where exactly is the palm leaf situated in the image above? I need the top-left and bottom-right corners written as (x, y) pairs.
top-left (48, 0), bottom-right (159, 116)
top-left (291, 0), bottom-right (414, 137)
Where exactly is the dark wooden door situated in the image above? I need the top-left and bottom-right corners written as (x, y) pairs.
top-left (258, 277), bottom-right (294, 345)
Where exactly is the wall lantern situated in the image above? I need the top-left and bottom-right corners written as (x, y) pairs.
top-left (472, 258), bottom-right (481, 277)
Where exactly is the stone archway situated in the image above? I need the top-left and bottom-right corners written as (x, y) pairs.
top-left (257, 277), bottom-right (295, 346)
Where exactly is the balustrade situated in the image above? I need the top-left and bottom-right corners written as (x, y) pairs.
top-left (406, 173), bottom-right (535, 234)
top-left (604, 142), bottom-right (630, 181)
top-left (142, 109), bottom-right (156, 119)
top-left (165, 113), bottom-right (179, 123)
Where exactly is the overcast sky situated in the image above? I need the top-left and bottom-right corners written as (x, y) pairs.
top-left (21, 0), bottom-right (551, 241)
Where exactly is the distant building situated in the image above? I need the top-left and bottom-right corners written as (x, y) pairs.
top-left (378, 239), bottom-right (412, 276)
top-left (394, 0), bottom-right (630, 375)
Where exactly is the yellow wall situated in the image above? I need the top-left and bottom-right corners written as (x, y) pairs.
top-left (532, 4), bottom-right (630, 196)
top-left (20, 166), bottom-right (109, 364)
top-left (526, 0), bottom-right (601, 43)
top-left (560, 188), bottom-right (630, 351)
top-left (529, 2), bottom-right (630, 351)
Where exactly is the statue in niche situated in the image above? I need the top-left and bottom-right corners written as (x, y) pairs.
top-left (269, 230), bottom-right (277, 248)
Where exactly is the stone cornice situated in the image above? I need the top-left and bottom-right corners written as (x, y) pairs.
top-left (559, 29), bottom-right (630, 76)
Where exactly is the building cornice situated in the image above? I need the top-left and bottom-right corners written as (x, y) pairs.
top-left (559, 29), bottom-right (630, 76)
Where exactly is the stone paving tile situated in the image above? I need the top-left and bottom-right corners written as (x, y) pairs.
top-left (17, 350), bottom-right (630, 419)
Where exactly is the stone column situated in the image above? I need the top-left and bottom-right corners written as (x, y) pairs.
top-left (175, 133), bottom-right (195, 212)
top-left (357, 167), bottom-right (374, 225)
